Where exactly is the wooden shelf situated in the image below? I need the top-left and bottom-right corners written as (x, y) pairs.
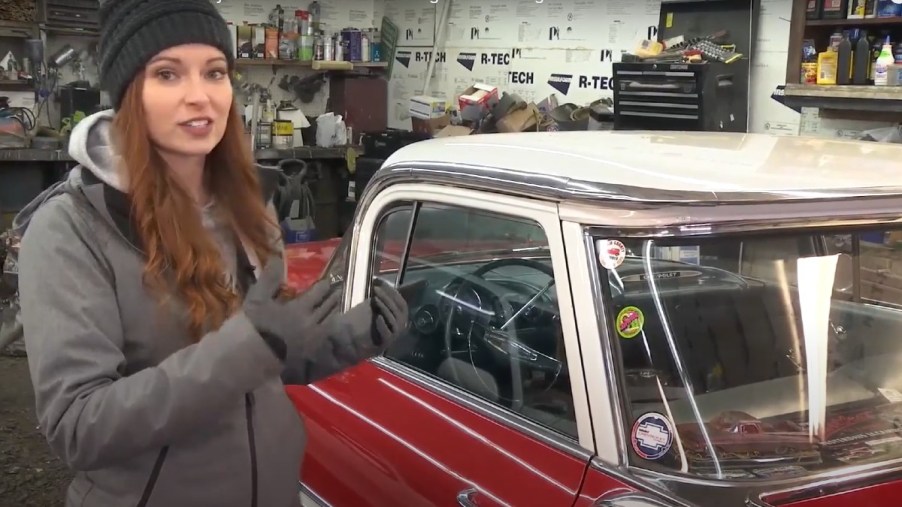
top-left (235, 59), bottom-right (387, 69)
top-left (807, 16), bottom-right (902, 27)
top-left (780, 84), bottom-right (902, 120)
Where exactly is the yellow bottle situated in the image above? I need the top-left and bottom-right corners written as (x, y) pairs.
top-left (817, 49), bottom-right (838, 85)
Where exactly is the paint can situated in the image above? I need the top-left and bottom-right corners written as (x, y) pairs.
top-left (256, 122), bottom-right (272, 149)
top-left (272, 119), bottom-right (294, 149)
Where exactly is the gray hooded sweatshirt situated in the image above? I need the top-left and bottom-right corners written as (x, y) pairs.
top-left (14, 110), bottom-right (363, 507)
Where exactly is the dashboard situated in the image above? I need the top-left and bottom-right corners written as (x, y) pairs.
top-left (377, 258), bottom-right (562, 375)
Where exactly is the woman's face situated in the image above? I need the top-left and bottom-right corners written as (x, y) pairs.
top-left (142, 44), bottom-right (233, 158)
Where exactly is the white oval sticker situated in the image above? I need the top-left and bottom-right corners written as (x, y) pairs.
top-left (597, 239), bottom-right (626, 270)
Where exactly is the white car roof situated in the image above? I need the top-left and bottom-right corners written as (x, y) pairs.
top-left (381, 131), bottom-right (902, 202)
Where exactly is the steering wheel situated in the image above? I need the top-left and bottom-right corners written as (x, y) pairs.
top-left (442, 258), bottom-right (563, 406)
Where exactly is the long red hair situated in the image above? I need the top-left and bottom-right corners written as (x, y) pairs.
top-left (112, 74), bottom-right (278, 339)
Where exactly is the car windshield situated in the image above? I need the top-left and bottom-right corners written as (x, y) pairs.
top-left (595, 227), bottom-right (902, 481)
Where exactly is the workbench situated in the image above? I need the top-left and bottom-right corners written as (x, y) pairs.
top-left (0, 145), bottom-right (362, 235)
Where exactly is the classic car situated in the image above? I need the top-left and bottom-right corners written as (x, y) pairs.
top-left (282, 131), bottom-right (902, 507)
top-left (677, 411), bottom-right (822, 471)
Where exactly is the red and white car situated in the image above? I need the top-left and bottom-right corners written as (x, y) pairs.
top-left (284, 131), bottom-right (902, 507)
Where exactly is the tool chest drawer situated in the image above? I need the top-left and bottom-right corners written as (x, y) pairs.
top-left (612, 61), bottom-right (746, 132)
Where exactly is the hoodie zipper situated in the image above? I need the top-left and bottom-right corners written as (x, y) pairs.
top-left (245, 393), bottom-right (258, 507)
top-left (136, 446), bottom-right (169, 507)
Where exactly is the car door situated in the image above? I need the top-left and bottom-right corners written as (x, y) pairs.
top-left (288, 184), bottom-right (595, 507)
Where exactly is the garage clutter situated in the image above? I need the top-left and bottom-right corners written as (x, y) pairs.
top-left (409, 82), bottom-right (614, 139)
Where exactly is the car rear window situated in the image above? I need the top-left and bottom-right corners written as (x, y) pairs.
top-left (594, 227), bottom-right (902, 481)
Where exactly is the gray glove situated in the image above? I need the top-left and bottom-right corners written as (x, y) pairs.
top-left (328, 279), bottom-right (410, 362)
top-left (243, 257), bottom-right (341, 361)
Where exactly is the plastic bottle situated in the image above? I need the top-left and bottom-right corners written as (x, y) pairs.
top-left (817, 48), bottom-right (838, 85)
top-left (371, 28), bottom-right (381, 62)
top-left (837, 32), bottom-right (852, 84)
top-left (853, 31), bottom-right (871, 84)
top-left (361, 31), bottom-right (370, 62)
top-left (875, 36), bottom-right (894, 85)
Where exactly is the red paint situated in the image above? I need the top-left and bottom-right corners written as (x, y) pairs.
top-left (286, 362), bottom-right (588, 506)
top-left (283, 238), bottom-right (341, 291)
top-left (572, 466), bottom-right (636, 506)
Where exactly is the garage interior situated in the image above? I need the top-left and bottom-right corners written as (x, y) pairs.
top-left (2, 0), bottom-right (902, 503)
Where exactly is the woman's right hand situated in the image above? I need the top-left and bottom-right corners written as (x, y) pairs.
top-left (243, 256), bottom-right (341, 361)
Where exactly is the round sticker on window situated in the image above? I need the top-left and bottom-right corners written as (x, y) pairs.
top-left (598, 239), bottom-right (626, 269)
top-left (616, 306), bottom-right (644, 339)
top-left (631, 412), bottom-right (674, 461)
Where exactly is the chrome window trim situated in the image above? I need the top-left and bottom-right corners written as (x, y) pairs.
top-left (298, 481), bottom-right (330, 507)
top-left (581, 229), bottom-right (630, 466)
top-left (586, 455), bottom-right (902, 507)
top-left (371, 355), bottom-right (593, 461)
top-left (374, 161), bottom-right (902, 205)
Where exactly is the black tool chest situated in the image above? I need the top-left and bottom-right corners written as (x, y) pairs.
top-left (612, 61), bottom-right (748, 132)
top-left (612, 0), bottom-right (758, 133)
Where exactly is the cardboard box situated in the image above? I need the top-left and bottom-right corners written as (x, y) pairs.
top-left (458, 83), bottom-right (499, 112)
top-left (435, 125), bottom-right (473, 137)
top-left (496, 103), bottom-right (540, 133)
top-left (409, 95), bottom-right (448, 119)
top-left (411, 114), bottom-right (450, 136)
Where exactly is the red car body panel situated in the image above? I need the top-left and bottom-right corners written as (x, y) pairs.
top-left (284, 238), bottom-right (341, 291)
top-left (285, 362), bottom-right (589, 507)
top-left (571, 467), bottom-right (636, 506)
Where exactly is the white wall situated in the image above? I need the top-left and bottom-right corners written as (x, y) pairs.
top-left (384, 0), bottom-right (803, 135)
top-left (26, 0), bottom-right (892, 138)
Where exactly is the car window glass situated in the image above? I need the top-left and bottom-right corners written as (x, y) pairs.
top-left (596, 227), bottom-right (902, 481)
top-left (370, 202), bottom-right (575, 439)
top-left (322, 230), bottom-right (352, 285)
top-left (371, 205), bottom-right (415, 285)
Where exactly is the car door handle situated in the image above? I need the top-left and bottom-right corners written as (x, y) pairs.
top-left (457, 487), bottom-right (478, 507)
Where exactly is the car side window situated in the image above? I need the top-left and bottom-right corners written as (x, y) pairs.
top-left (369, 202), bottom-right (577, 439)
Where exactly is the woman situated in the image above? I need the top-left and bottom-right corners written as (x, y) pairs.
top-left (14, 0), bottom-right (408, 506)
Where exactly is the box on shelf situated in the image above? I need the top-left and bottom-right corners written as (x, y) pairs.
top-left (458, 83), bottom-right (499, 112)
top-left (409, 95), bottom-right (448, 119)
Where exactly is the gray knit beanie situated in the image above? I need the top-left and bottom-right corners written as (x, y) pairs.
top-left (99, 0), bottom-right (235, 109)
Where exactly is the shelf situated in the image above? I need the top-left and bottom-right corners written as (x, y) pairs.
top-left (0, 79), bottom-right (32, 90)
top-left (235, 59), bottom-right (387, 69)
top-left (0, 20), bottom-right (36, 38)
top-left (807, 16), bottom-right (902, 27)
top-left (40, 26), bottom-right (99, 37)
top-left (780, 84), bottom-right (902, 118)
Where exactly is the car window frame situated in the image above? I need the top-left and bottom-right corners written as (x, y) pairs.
top-left (585, 221), bottom-right (902, 479)
top-left (347, 182), bottom-right (595, 456)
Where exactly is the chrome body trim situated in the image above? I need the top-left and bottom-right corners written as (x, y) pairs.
top-left (298, 481), bottom-right (330, 507)
top-left (586, 456), bottom-right (902, 507)
top-left (372, 356), bottom-right (593, 461)
top-left (374, 161), bottom-right (902, 205)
